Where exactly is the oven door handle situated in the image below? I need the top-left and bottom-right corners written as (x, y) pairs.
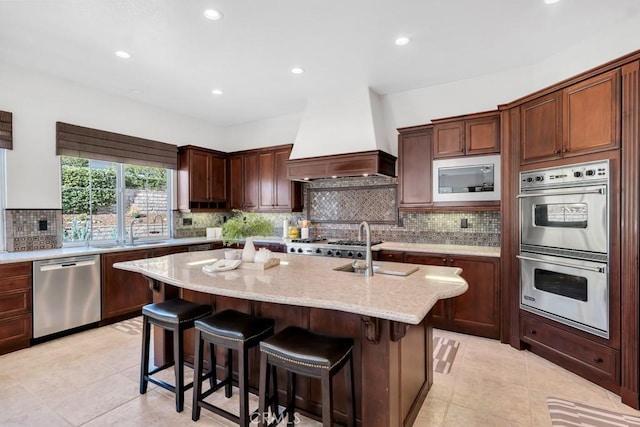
top-left (516, 188), bottom-right (605, 198)
top-left (516, 255), bottom-right (606, 273)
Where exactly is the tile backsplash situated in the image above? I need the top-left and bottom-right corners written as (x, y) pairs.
top-left (5, 209), bottom-right (62, 252)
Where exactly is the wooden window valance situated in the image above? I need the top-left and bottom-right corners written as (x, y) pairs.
top-left (56, 122), bottom-right (178, 169)
top-left (0, 111), bottom-right (12, 150)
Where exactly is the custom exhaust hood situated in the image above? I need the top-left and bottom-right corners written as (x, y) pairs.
top-left (286, 88), bottom-right (396, 181)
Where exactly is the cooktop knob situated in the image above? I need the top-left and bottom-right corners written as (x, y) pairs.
top-left (289, 247), bottom-right (295, 253)
top-left (526, 177), bottom-right (534, 183)
top-left (347, 251), bottom-right (354, 257)
top-left (315, 248), bottom-right (322, 254)
top-left (327, 250), bottom-right (333, 256)
top-left (356, 252), bottom-right (363, 258)
top-left (335, 250), bottom-right (342, 257)
top-left (297, 248), bottom-right (303, 253)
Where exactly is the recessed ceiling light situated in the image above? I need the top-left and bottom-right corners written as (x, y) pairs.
top-left (395, 36), bottom-right (411, 46)
top-left (131, 89), bottom-right (143, 95)
top-left (544, 0), bottom-right (560, 3)
top-left (211, 89), bottom-right (223, 95)
top-left (291, 67), bottom-right (304, 75)
top-left (115, 50), bottom-right (131, 59)
top-left (203, 9), bottom-right (223, 20)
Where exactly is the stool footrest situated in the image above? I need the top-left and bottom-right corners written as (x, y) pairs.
top-left (145, 375), bottom-right (194, 393)
top-left (147, 361), bottom-right (174, 376)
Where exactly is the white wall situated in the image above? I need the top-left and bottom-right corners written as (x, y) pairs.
top-left (0, 61), bottom-right (225, 208)
top-left (222, 112), bottom-right (302, 152)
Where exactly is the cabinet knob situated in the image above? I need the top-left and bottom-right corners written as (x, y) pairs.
top-left (442, 258), bottom-right (447, 264)
top-left (529, 329), bottom-right (536, 335)
top-left (562, 148), bottom-right (568, 153)
top-left (553, 149), bottom-right (559, 154)
top-left (594, 357), bottom-right (603, 363)
top-left (448, 258), bottom-right (454, 263)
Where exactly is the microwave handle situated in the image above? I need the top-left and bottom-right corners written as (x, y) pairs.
top-left (516, 188), bottom-right (605, 198)
top-left (516, 254), bottom-right (606, 273)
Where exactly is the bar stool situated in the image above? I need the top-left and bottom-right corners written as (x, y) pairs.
top-left (192, 309), bottom-right (277, 426)
top-left (258, 326), bottom-right (356, 427)
top-left (139, 298), bottom-right (213, 412)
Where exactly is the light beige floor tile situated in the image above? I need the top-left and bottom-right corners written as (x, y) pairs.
top-left (525, 350), bottom-right (612, 408)
top-left (528, 391), bottom-right (553, 427)
top-left (458, 344), bottom-right (528, 387)
top-left (0, 384), bottom-right (45, 420)
top-left (48, 372), bottom-right (140, 425)
top-left (429, 372), bottom-right (457, 401)
top-left (451, 369), bottom-right (532, 425)
top-left (0, 404), bottom-right (73, 427)
top-left (413, 396), bottom-right (448, 426)
top-left (443, 403), bottom-right (529, 427)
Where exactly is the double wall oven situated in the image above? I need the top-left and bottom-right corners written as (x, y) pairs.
top-left (518, 160), bottom-right (610, 338)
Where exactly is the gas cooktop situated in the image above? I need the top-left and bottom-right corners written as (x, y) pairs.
top-left (285, 238), bottom-right (383, 258)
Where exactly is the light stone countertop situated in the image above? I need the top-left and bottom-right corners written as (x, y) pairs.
top-left (372, 242), bottom-right (500, 257)
top-left (113, 249), bottom-right (468, 325)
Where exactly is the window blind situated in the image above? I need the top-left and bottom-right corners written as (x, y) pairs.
top-left (56, 122), bottom-right (178, 169)
top-left (0, 111), bottom-right (12, 150)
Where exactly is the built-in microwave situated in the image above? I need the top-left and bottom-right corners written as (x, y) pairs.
top-left (432, 154), bottom-right (501, 202)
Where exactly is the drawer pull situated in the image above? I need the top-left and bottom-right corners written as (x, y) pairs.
top-left (529, 329), bottom-right (537, 335)
top-left (594, 357), bottom-right (603, 363)
top-left (449, 258), bottom-right (454, 263)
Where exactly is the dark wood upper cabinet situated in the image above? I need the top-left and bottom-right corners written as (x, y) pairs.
top-left (563, 69), bottom-right (621, 157)
top-left (231, 145), bottom-right (302, 212)
top-left (432, 111), bottom-right (500, 159)
top-left (397, 125), bottom-right (433, 209)
top-left (521, 69), bottom-right (621, 165)
top-left (177, 146), bottom-right (227, 211)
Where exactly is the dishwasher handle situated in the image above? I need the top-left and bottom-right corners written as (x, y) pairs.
top-left (38, 259), bottom-right (97, 272)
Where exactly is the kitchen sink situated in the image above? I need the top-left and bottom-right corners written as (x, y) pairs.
top-left (334, 262), bottom-right (418, 277)
top-left (333, 262), bottom-right (381, 274)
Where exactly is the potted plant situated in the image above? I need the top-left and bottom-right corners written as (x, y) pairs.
top-left (221, 210), bottom-right (273, 246)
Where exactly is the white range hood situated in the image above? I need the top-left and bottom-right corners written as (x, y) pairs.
top-left (286, 88), bottom-right (396, 180)
top-left (290, 87), bottom-right (391, 160)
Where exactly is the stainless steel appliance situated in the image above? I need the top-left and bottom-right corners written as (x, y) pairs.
top-left (432, 154), bottom-right (501, 202)
top-left (286, 239), bottom-right (382, 259)
top-left (33, 255), bottom-right (101, 340)
top-left (518, 160), bottom-right (610, 338)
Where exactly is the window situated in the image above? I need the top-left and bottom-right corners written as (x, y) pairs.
top-left (61, 156), bottom-right (171, 245)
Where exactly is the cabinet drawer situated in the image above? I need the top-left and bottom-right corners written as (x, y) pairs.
top-left (521, 316), bottom-right (619, 383)
top-left (0, 262), bottom-right (31, 278)
top-left (0, 290), bottom-right (31, 319)
top-left (0, 313), bottom-right (31, 354)
top-left (0, 276), bottom-right (31, 293)
top-left (376, 250), bottom-right (404, 262)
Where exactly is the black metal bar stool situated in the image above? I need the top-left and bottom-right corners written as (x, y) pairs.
top-left (139, 298), bottom-right (213, 412)
top-left (258, 326), bottom-right (356, 427)
top-left (192, 309), bottom-right (278, 426)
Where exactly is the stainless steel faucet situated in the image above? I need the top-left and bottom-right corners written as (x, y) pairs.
top-left (152, 214), bottom-right (164, 236)
top-left (129, 217), bottom-right (141, 245)
top-left (358, 221), bottom-right (374, 277)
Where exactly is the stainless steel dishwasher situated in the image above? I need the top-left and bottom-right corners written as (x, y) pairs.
top-left (33, 255), bottom-right (101, 340)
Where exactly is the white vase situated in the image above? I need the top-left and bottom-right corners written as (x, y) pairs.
top-left (242, 237), bottom-right (256, 263)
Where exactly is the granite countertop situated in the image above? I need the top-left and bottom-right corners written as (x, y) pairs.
top-left (113, 249), bottom-right (468, 325)
top-left (372, 242), bottom-right (500, 257)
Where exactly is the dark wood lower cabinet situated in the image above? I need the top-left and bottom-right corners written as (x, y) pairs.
top-left (521, 313), bottom-right (620, 392)
top-left (381, 251), bottom-right (501, 339)
top-left (0, 262), bottom-right (32, 355)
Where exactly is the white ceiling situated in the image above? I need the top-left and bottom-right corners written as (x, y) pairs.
top-left (1, 0), bottom-right (639, 127)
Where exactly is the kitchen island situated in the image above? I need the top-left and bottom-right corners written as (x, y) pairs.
top-left (114, 250), bottom-right (467, 426)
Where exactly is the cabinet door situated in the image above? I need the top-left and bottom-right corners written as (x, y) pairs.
top-left (229, 155), bottom-right (244, 209)
top-left (243, 154), bottom-right (259, 210)
top-left (274, 148), bottom-right (294, 209)
top-left (433, 122), bottom-right (464, 158)
top-left (398, 129), bottom-right (433, 208)
top-left (403, 253), bottom-right (450, 326)
top-left (520, 92), bottom-right (562, 164)
top-left (563, 69), bottom-right (621, 157)
top-left (449, 256), bottom-right (500, 339)
top-left (209, 154), bottom-right (227, 202)
top-left (190, 150), bottom-right (211, 201)
top-left (258, 151), bottom-right (276, 209)
top-left (465, 115), bottom-right (500, 155)
top-left (101, 249), bottom-right (152, 321)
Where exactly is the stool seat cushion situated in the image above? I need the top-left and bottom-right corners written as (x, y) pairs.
top-left (260, 326), bottom-right (354, 370)
top-left (195, 310), bottom-right (275, 342)
top-left (142, 299), bottom-right (212, 324)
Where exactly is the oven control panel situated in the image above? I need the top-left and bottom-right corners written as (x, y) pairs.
top-left (520, 160), bottom-right (609, 190)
